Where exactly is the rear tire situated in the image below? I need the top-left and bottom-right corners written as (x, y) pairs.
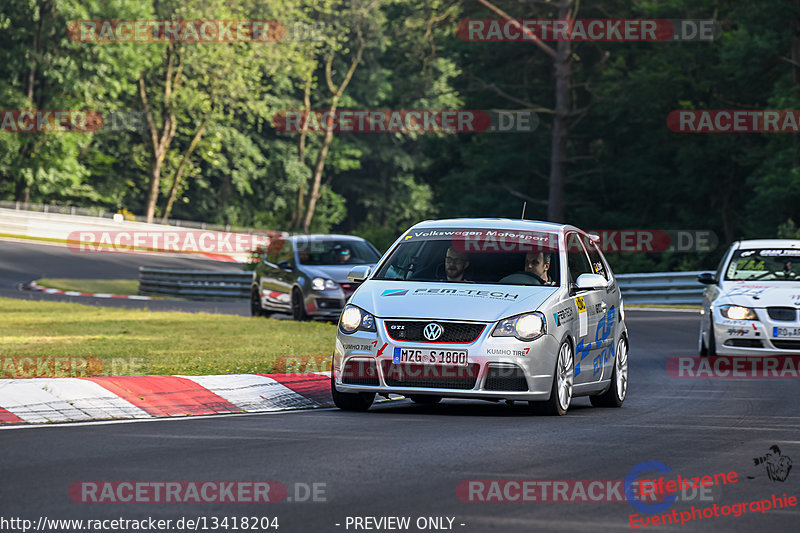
top-left (331, 372), bottom-right (375, 412)
top-left (529, 339), bottom-right (573, 416)
top-left (292, 288), bottom-right (309, 321)
top-left (409, 395), bottom-right (442, 405)
top-left (590, 337), bottom-right (628, 408)
top-left (250, 288), bottom-right (264, 317)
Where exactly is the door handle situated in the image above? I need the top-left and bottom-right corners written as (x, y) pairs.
top-left (600, 302), bottom-right (608, 313)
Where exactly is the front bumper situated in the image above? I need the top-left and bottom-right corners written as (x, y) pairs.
top-left (712, 307), bottom-right (800, 355)
top-left (304, 289), bottom-right (355, 319)
top-left (333, 318), bottom-right (560, 401)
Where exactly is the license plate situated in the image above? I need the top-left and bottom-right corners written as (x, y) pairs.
top-left (392, 347), bottom-right (468, 366)
top-left (773, 327), bottom-right (800, 338)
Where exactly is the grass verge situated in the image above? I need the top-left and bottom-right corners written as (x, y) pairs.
top-left (0, 296), bottom-right (336, 377)
top-left (39, 278), bottom-right (141, 296)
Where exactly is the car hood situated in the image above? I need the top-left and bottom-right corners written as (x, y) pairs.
top-left (352, 281), bottom-right (559, 321)
top-left (719, 281), bottom-right (800, 307)
top-left (300, 264), bottom-right (375, 283)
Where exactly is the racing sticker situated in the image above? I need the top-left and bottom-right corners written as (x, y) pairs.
top-left (575, 296), bottom-right (587, 336)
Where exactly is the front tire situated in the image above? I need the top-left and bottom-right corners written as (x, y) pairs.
top-left (530, 339), bottom-right (573, 416)
top-left (291, 288), bottom-right (309, 321)
top-left (700, 317), bottom-right (717, 357)
top-left (590, 336), bottom-right (628, 408)
top-left (331, 372), bottom-right (375, 412)
top-left (250, 288), bottom-right (264, 317)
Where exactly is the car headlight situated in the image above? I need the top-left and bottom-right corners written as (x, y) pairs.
top-left (719, 305), bottom-right (758, 320)
top-left (492, 312), bottom-right (546, 341)
top-left (311, 277), bottom-right (339, 291)
top-left (339, 304), bottom-right (376, 334)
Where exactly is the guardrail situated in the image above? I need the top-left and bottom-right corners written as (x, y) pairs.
top-left (616, 271), bottom-right (709, 305)
top-left (138, 267), bottom-right (252, 299)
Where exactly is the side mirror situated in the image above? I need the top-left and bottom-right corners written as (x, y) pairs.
top-left (277, 260), bottom-right (293, 271)
top-left (697, 272), bottom-right (717, 285)
top-left (575, 273), bottom-right (608, 291)
top-left (348, 265), bottom-right (372, 282)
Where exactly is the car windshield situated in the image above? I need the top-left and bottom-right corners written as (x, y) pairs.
top-left (725, 249), bottom-right (800, 281)
top-left (296, 239), bottom-right (380, 266)
top-left (373, 229), bottom-right (562, 286)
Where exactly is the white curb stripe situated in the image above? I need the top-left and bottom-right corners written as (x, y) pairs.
top-left (0, 378), bottom-right (150, 423)
top-left (179, 375), bottom-right (315, 412)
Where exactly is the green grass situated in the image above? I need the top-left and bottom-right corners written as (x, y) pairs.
top-left (39, 278), bottom-right (141, 296)
top-left (0, 297), bottom-right (336, 377)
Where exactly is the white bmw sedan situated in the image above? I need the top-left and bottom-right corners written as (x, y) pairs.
top-left (699, 239), bottom-right (800, 355)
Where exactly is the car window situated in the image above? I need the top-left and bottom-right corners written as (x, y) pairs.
top-left (566, 233), bottom-right (593, 284)
top-left (372, 228), bottom-right (560, 286)
top-left (267, 240), bottom-right (293, 265)
top-left (586, 240), bottom-right (609, 280)
top-left (724, 249), bottom-right (800, 281)
top-left (295, 239), bottom-right (380, 265)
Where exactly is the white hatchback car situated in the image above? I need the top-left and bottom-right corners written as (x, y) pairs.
top-left (698, 239), bottom-right (800, 355)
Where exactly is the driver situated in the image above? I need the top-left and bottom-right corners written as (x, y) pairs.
top-left (524, 251), bottom-right (556, 285)
top-left (443, 247), bottom-right (470, 281)
top-left (332, 246), bottom-right (352, 264)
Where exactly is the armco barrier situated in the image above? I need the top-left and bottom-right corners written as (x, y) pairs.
top-left (137, 268), bottom-right (710, 304)
top-left (138, 267), bottom-right (252, 299)
top-left (616, 271), bottom-right (709, 305)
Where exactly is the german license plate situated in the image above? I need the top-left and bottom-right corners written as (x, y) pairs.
top-left (773, 327), bottom-right (800, 338)
top-left (392, 347), bottom-right (468, 366)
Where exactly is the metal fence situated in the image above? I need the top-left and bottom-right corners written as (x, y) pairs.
top-left (616, 271), bottom-right (709, 305)
top-left (138, 267), bottom-right (252, 300)
top-left (0, 200), bottom-right (259, 232)
top-left (138, 267), bottom-right (710, 304)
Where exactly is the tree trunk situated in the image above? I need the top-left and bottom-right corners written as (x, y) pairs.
top-left (291, 76), bottom-right (314, 230)
top-left (161, 114), bottom-right (209, 223)
top-left (300, 34), bottom-right (365, 233)
top-left (140, 45), bottom-right (180, 223)
top-left (547, 0), bottom-right (572, 223)
top-left (302, 99), bottom-right (339, 233)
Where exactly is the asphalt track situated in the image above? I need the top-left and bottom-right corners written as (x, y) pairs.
top-left (0, 239), bottom-right (250, 315)
top-left (1, 308), bottom-right (799, 532)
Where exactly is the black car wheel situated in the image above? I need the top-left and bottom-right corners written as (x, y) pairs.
top-left (292, 288), bottom-right (309, 321)
top-left (250, 288), bottom-right (264, 317)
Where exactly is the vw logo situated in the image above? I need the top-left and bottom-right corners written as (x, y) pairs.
top-left (423, 323), bottom-right (443, 341)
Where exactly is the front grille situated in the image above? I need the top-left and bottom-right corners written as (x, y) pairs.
top-left (770, 340), bottom-right (800, 350)
top-left (724, 339), bottom-right (764, 348)
top-left (384, 321), bottom-right (485, 343)
top-left (341, 359), bottom-right (379, 385)
top-left (767, 307), bottom-right (797, 321)
top-left (380, 361), bottom-right (480, 389)
top-left (484, 364), bottom-right (529, 391)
